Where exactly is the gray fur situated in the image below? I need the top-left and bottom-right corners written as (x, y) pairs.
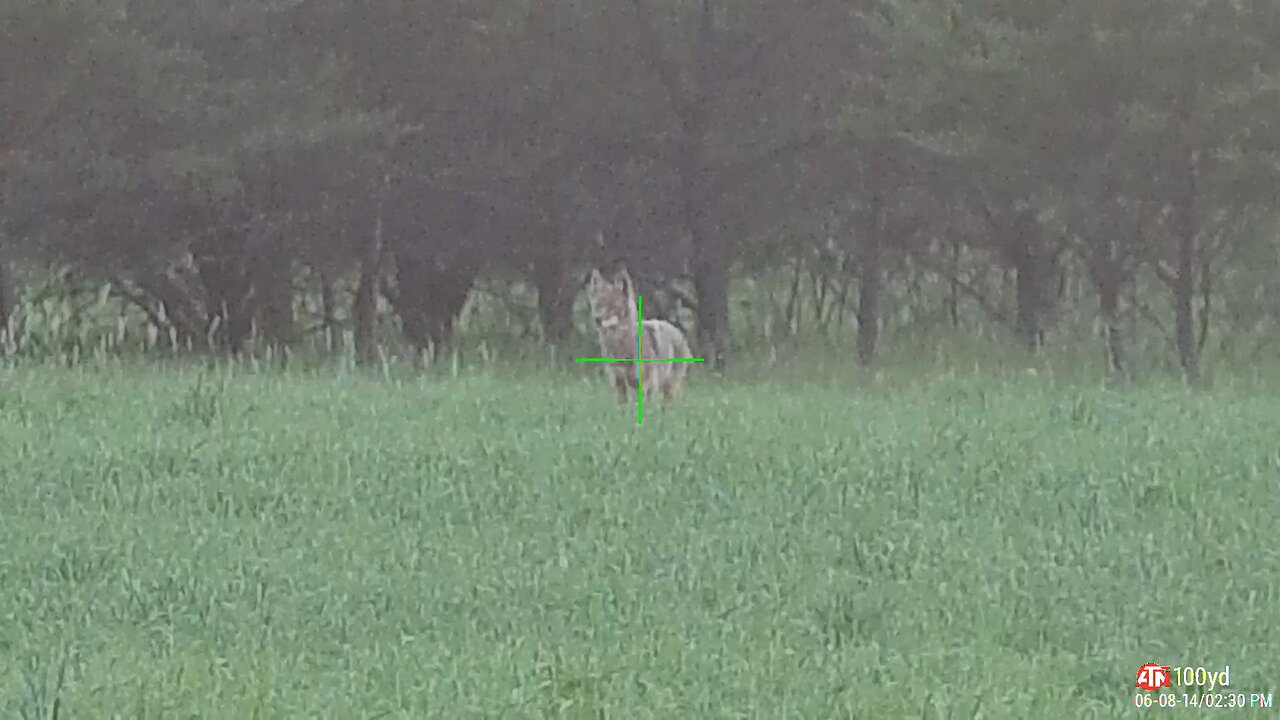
top-left (587, 268), bottom-right (693, 404)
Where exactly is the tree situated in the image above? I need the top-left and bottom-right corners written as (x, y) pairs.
top-left (606, 0), bottom-right (854, 369)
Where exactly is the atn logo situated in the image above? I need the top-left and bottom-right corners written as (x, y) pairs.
top-left (1135, 663), bottom-right (1172, 691)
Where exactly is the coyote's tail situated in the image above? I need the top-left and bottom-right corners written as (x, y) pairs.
top-left (673, 328), bottom-right (693, 360)
top-left (663, 326), bottom-right (694, 401)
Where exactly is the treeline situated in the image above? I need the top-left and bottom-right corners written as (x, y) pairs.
top-left (2, 0), bottom-right (1278, 377)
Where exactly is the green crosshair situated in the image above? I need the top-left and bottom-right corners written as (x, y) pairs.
top-left (575, 296), bottom-right (705, 425)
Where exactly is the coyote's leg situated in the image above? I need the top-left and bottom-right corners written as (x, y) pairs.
top-left (663, 363), bottom-right (689, 402)
top-left (661, 371), bottom-right (683, 402)
top-left (611, 372), bottom-right (630, 403)
top-left (642, 377), bottom-right (659, 405)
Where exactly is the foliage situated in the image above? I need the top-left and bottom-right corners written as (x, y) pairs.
top-left (3, 0), bottom-right (1279, 375)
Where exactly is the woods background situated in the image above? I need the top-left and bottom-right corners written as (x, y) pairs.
top-left (3, 0), bottom-right (1279, 380)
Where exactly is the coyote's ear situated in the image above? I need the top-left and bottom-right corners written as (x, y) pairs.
top-left (615, 267), bottom-right (634, 292)
top-left (589, 268), bottom-right (604, 289)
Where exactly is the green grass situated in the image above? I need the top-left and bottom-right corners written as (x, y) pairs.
top-left (1, 361), bottom-right (1278, 718)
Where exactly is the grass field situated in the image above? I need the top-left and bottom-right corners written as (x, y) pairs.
top-left (1, 360), bottom-right (1278, 718)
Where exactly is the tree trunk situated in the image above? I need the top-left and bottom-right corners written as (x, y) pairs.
top-left (1009, 210), bottom-right (1046, 352)
top-left (533, 256), bottom-right (575, 346)
top-left (856, 152), bottom-right (886, 367)
top-left (783, 253), bottom-right (803, 333)
top-left (947, 235), bottom-right (961, 328)
top-left (1171, 149), bottom-right (1201, 382)
top-left (388, 250), bottom-right (476, 359)
top-left (683, 139), bottom-right (729, 369)
top-left (250, 232), bottom-right (295, 351)
top-left (353, 194), bottom-right (384, 366)
top-left (0, 170), bottom-right (15, 347)
top-left (685, 2), bottom-right (730, 370)
top-left (812, 266), bottom-right (830, 327)
top-left (1085, 202), bottom-right (1128, 376)
top-left (318, 268), bottom-right (340, 353)
top-left (529, 162), bottom-right (577, 347)
top-left (134, 274), bottom-right (207, 349)
top-left (243, 167), bottom-right (294, 354)
top-left (692, 237), bottom-right (730, 370)
top-left (1172, 223), bottom-right (1198, 381)
top-left (855, 243), bottom-right (882, 367)
top-left (194, 253), bottom-right (251, 354)
top-left (1098, 266), bottom-right (1125, 374)
top-left (0, 258), bottom-right (15, 345)
top-left (1197, 244), bottom-right (1213, 357)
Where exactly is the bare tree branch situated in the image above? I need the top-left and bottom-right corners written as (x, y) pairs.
top-left (109, 279), bottom-right (173, 338)
top-left (908, 249), bottom-right (1014, 330)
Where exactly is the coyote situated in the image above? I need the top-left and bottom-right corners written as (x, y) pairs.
top-left (587, 267), bottom-right (693, 404)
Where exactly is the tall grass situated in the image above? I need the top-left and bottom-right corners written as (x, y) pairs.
top-left (4, 263), bottom-right (1277, 386)
top-left (2, 359), bottom-right (1277, 718)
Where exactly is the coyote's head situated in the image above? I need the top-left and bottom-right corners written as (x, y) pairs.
top-left (587, 267), bottom-right (637, 338)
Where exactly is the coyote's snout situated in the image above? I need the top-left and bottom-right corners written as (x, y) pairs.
top-left (587, 268), bottom-right (693, 404)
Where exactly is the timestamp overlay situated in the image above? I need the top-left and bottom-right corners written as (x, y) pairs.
top-left (1133, 664), bottom-right (1275, 712)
